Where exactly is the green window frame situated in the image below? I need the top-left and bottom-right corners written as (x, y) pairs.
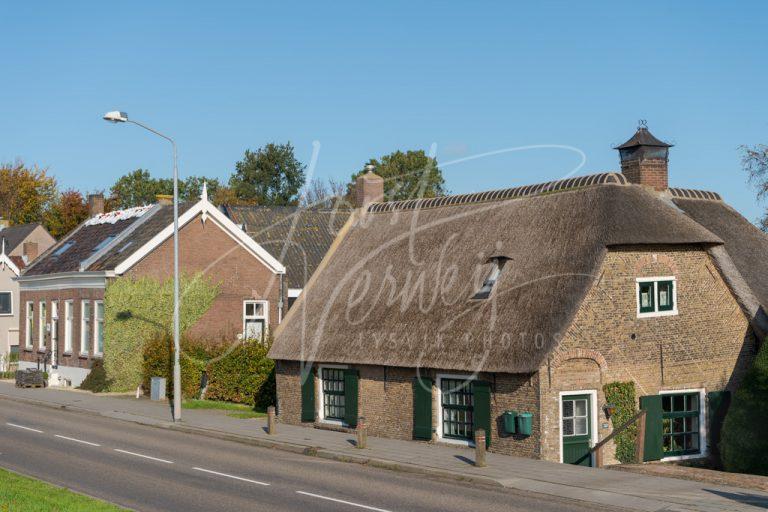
top-left (321, 368), bottom-right (346, 421)
top-left (662, 392), bottom-right (700, 457)
top-left (441, 378), bottom-right (474, 441)
top-left (657, 280), bottom-right (674, 311)
top-left (638, 281), bottom-right (655, 313)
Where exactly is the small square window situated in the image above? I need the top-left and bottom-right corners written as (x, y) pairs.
top-left (657, 281), bottom-right (674, 311)
top-left (638, 282), bottom-right (655, 313)
top-left (0, 292), bottom-right (11, 315)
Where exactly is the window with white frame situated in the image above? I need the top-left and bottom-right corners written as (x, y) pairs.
top-left (51, 301), bottom-right (59, 353)
top-left (94, 301), bottom-right (104, 355)
top-left (243, 300), bottom-right (267, 341)
top-left (64, 300), bottom-right (73, 353)
top-left (25, 302), bottom-right (34, 348)
top-left (0, 291), bottom-right (12, 315)
top-left (38, 301), bottom-right (47, 348)
top-left (81, 300), bottom-right (91, 353)
top-left (636, 277), bottom-right (677, 317)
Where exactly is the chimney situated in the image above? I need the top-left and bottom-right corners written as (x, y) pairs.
top-left (615, 121), bottom-right (673, 191)
top-left (355, 165), bottom-right (384, 208)
top-left (156, 194), bottom-right (173, 205)
top-left (88, 193), bottom-right (105, 216)
top-left (23, 241), bottom-right (39, 262)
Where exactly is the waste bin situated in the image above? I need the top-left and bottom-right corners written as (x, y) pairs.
top-left (150, 377), bottom-right (166, 401)
top-left (502, 411), bottom-right (517, 434)
top-left (517, 412), bottom-right (533, 436)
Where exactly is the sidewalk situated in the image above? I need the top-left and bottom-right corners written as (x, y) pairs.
top-left (1, 382), bottom-right (767, 512)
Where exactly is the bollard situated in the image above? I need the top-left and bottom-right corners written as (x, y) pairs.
top-left (474, 429), bottom-right (487, 467)
top-left (267, 406), bottom-right (276, 435)
top-left (356, 416), bottom-right (367, 449)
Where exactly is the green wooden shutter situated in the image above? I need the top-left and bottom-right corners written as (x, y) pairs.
top-left (472, 381), bottom-right (492, 448)
top-left (707, 390), bottom-right (731, 460)
top-left (639, 395), bottom-right (664, 461)
top-left (344, 369), bottom-right (359, 428)
top-left (413, 377), bottom-right (433, 440)
top-left (300, 366), bottom-right (315, 422)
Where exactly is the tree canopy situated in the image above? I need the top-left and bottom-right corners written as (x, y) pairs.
top-left (0, 161), bottom-right (57, 225)
top-left (741, 144), bottom-right (768, 230)
top-left (43, 189), bottom-right (90, 239)
top-left (229, 143), bottom-right (306, 205)
top-left (349, 150), bottom-right (446, 202)
top-left (109, 169), bottom-right (221, 209)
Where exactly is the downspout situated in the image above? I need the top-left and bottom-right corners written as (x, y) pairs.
top-left (278, 273), bottom-right (284, 324)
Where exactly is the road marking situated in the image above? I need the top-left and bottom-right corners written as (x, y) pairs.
top-left (296, 491), bottom-right (393, 512)
top-left (55, 434), bottom-right (101, 447)
top-left (6, 423), bottom-right (43, 433)
top-left (192, 467), bottom-right (270, 486)
top-left (114, 449), bottom-right (174, 464)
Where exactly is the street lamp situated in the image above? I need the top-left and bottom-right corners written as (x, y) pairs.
top-left (103, 110), bottom-right (182, 423)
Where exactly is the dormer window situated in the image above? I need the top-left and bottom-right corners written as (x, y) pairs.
top-left (472, 257), bottom-right (508, 300)
top-left (636, 277), bottom-right (677, 317)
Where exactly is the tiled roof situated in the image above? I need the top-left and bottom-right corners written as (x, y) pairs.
top-left (0, 223), bottom-right (41, 253)
top-left (222, 206), bottom-right (351, 289)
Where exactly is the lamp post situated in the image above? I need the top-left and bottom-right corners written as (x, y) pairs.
top-left (103, 111), bottom-right (182, 422)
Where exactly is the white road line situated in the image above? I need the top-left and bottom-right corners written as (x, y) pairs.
top-left (6, 423), bottom-right (43, 433)
top-left (296, 491), bottom-right (393, 512)
top-left (54, 434), bottom-right (101, 447)
top-left (114, 449), bottom-right (174, 464)
top-left (192, 467), bottom-right (270, 486)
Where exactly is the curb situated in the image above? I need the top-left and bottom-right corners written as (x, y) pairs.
top-left (0, 393), bottom-right (503, 490)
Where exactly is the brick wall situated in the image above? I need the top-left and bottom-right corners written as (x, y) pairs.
top-left (19, 288), bottom-right (105, 370)
top-left (620, 158), bottom-right (668, 191)
top-left (538, 245), bottom-right (756, 463)
top-left (126, 213), bottom-right (285, 340)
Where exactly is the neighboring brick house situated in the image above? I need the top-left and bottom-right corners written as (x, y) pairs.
top-left (270, 125), bottom-right (768, 467)
top-left (0, 223), bottom-right (56, 368)
top-left (17, 188), bottom-right (286, 387)
top-left (220, 205), bottom-right (351, 307)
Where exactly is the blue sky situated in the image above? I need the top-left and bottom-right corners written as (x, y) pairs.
top-left (2, 1), bottom-right (767, 222)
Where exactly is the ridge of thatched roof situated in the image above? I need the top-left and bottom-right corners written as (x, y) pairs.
top-left (271, 178), bottom-right (723, 373)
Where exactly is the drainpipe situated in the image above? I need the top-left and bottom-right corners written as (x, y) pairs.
top-left (278, 274), bottom-right (284, 324)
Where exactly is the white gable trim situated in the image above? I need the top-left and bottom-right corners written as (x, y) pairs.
top-left (0, 254), bottom-right (21, 276)
top-left (113, 198), bottom-right (286, 275)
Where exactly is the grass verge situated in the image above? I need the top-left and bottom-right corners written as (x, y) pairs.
top-left (182, 399), bottom-right (266, 418)
top-left (0, 467), bottom-right (127, 511)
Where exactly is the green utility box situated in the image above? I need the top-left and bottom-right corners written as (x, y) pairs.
top-left (503, 411), bottom-right (517, 434)
top-left (517, 412), bottom-right (533, 436)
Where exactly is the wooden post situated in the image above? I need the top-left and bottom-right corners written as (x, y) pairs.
top-left (356, 417), bottom-right (367, 449)
top-left (267, 406), bottom-right (276, 435)
top-left (635, 410), bottom-right (646, 463)
top-left (474, 429), bottom-right (487, 467)
top-left (595, 443), bottom-right (604, 468)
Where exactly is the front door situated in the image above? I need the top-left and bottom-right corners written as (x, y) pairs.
top-left (562, 394), bottom-right (592, 466)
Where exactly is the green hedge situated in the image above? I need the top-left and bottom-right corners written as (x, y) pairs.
top-left (79, 359), bottom-right (110, 392)
top-left (603, 381), bottom-right (638, 463)
top-left (103, 273), bottom-right (219, 391)
top-left (720, 337), bottom-right (768, 475)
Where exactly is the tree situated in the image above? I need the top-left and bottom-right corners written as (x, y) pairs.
top-left (43, 189), bottom-right (89, 239)
top-left (0, 161), bottom-right (57, 225)
top-left (300, 177), bottom-right (349, 209)
top-left (229, 143), bottom-right (306, 205)
top-left (741, 144), bottom-right (768, 231)
top-left (110, 169), bottom-right (222, 209)
top-left (349, 150), bottom-right (446, 202)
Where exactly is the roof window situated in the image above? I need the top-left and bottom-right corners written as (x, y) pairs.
top-left (117, 240), bottom-right (134, 253)
top-left (92, 235), bottom-right (116, 253)
top-left (52, 241), bottom-right (75, 257)
top-left (472, 257), bottom-right (509, 300)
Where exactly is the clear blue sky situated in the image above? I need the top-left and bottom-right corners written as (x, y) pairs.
top-left (3, 1), bottom-right (767, 222)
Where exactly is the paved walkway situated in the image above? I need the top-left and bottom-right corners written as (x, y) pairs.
top-left (1, 382), bottom-right (767, 512)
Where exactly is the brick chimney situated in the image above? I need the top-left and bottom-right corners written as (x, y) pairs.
top-left (88, 193), bottom-right (105, 216)
top-left (23, 241), bottom-right (38, 262)
top-left (615, 121), bottom-right (673, 191)
top-left (355, 165), bottom-right (384, 208)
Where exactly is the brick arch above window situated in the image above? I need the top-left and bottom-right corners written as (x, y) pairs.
top-left (550, 348), bottom-right (608, 373)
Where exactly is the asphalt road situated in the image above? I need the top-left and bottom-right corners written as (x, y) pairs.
top-left (0, 400), bottom-right (613, 512)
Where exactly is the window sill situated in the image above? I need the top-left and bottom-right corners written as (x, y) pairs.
top-left (78, 353), bottom-right (90, 359)
top-left (637, 310), bottom-right (678, 319)
top-left (437, 437), bottom-right (474, 448)
top-left (92, 353), bottom-right (103, 359)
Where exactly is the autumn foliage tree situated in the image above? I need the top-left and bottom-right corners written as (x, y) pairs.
top-left (0, 161), bottom-right (57, 225)
top-left (44, 189), bottom-right (89, 239)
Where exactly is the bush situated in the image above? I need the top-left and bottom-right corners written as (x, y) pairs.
top-left (720, 338), bottom-right (768, 475)
top-left (142, 334), bottom-right (210, 399)
top-left (79, 359), bottom-right (111, 392)
top-left (603, 381), bottom-right (638, 463)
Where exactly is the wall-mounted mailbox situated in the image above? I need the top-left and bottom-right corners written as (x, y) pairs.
top-left (517, 412), bottom-right (533, 436)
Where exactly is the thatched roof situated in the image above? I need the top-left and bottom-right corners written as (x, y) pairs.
top-left (271, 175), bottom-right (724, 373)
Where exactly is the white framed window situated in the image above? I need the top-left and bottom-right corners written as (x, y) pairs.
top-left (38, 301), bottom-right (47, 349)
top-left (25, 302), bottom-right (34, 348)
top-left (64, 300), bottom-right (73, 353)
top-left (317, 364), bottom-right (349, 425)
top-left (94, 301), bottom-right (104, 356)
top-left (81, 300), bottom-right (91, 354)
top-left (636, 276), bottom-right (677, 318)
top-left (659, 388), bottom-right (708, 462)
top-left (243, 300), bottom-right (268, 341)
top-left (0, 291), bottom-right (12, 316)
top-left (51, 301), bottom-right (59, 356)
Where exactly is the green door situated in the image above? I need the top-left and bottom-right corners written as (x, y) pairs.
top-left (562, 394), bottom-right (592, 466)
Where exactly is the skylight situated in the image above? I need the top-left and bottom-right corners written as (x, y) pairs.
top-left (92, 235), bottom-right (116, 253)
top-left (472, 257), bottom-right (508, 300)
top-left (52, 241), bottom-right (75, 257)
top-left (117, 240), bottom-right (134, 253)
